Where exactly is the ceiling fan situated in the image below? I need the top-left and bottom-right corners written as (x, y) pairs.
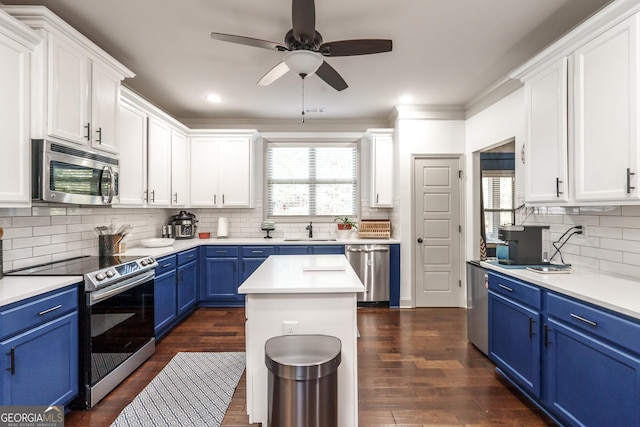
top-left (210, 0), bottom-right (392, 91)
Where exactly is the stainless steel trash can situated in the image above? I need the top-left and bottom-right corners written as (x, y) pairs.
top-left (265, 335), bottom-right (342, 427)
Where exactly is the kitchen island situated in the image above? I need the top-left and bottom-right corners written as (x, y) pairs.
top-left (238, 254), bottom-right (364, 427)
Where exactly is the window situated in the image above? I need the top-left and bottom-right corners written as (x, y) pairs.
top-left (482, 170), bottom-right (515, 243)
top-left (265, 141), bottom-right (358, 219)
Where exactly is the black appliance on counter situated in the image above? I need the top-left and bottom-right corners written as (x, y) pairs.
top-left (169, 210), bottom-right (198, 239)
top-left (7, 255), bottom-right (157, 408)
top-left (497, 225), bottom-right (549, 265)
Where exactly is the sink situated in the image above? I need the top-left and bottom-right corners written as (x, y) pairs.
top-left (283, 238), bottom-right (337, 242)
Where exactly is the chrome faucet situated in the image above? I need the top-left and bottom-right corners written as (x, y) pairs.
top-left (305, 221), bottom-right (313, 238)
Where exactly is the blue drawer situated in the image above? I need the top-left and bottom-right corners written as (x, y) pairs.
top-left (155, 255), bottom-right (177, 275)
top-left (177, 248), bottom-right (198, 265)
top-left (488, 272), bottom-right (542, 310)
top-left (0, 286), bottom-right (79, 339)
top-left (242, 246), bottom-right (276, 257)
top-left (547, 292), bottom-right (640, 356)
top-left (205, 246), bottom-right (239, 257)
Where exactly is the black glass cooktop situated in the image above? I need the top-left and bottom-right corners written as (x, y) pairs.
top-left (6, 255), bottom-right (146, 276)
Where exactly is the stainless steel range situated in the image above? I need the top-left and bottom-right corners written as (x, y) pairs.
top-left (7, 255), bottom-right (158, 408)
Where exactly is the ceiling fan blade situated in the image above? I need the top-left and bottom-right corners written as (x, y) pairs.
top-left (257, 61), bottom-right (290, 86)
top-left (320, 39), bottom-right (393, 57)
top-left (315, 61), bottom-right (348, 91)
top-left (292, 0), bottom-right (315, 43)
top-left (210, 32), bottom-right (287, 51)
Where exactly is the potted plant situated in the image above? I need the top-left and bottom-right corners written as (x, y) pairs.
top-left (334, 216), bottom-right (358, 239)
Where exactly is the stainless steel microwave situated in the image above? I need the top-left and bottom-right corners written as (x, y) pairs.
top-left (32, 139), bottom-right (120, 205)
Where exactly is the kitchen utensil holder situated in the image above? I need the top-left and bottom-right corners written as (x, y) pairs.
top-left (99, 235), bottom-right (118, 256)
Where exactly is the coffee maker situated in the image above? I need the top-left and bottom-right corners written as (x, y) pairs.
top-left (168, 210), bottom-right (198, 239)
top-left (497, 225), bottom-right (549, 265)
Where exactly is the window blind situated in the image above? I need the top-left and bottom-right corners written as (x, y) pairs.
top-left (482, 170), bottom-right (515, 243)
top-left (266, 142), bottom-right (358, 217)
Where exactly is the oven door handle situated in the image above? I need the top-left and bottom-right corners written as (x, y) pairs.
top-left (89, 271), bottom-right (155, 305)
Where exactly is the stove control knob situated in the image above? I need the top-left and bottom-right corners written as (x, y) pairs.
top-left (141, 259), bottom-right (148, 266)
top-left (95, 273), bottom-right (106, 281)
top-left (105, 270), bottom-right (115, 278)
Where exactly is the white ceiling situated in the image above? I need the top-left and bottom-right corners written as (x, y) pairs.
top-left (2, 0), bottom-right (613, 122)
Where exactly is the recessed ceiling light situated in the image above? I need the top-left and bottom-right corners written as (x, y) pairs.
top-left (206, 93), bottom-right (223, 103)
top-left (399, 95), bottom-right (414, 104)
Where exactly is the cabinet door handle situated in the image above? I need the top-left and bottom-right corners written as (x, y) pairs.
top-left (556, 177), bottom-right (563, 197)
top-left (498, 284), bottom-right (514, 292)
top-left (143, 190), bottom-right (148, 202)
top-left (84, 123), bottom-right (91, 140)
top-left (214, 194), bottom-right (217, 204)
top-left (96, 127), bottom-right (102, 144)
top-left (222, 194), bottom-right (225, 204)
top-left (627, 168), bottom-right (635, 194)
top-left (6, 347), bottom-right (15, 375)
top-left (150, 190), bottom-right (155, 202)
top-left (38, 304), bottom-right (62, 316)
top-left (544, 324), bottom-right (550, 347)
top-left (528, 317), bottom-right (534, 338)
top-left (173, 192), bottom-right (178, 203)
top-left (570, 313), bottom-right (598, 327)
top-left (376, 193), bottom-right (379, 203)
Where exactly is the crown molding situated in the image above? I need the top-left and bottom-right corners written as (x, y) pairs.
top-left (390, 104), bottom-right (466, 121)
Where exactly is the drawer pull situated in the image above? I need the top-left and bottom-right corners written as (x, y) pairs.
top-left (570, 313), bottom-right (598, 327)
top-left (38, 304), bottom-right (62, 316)
top-left (252, 250), bottom-right (264, 254)
top-left (6, 347), bottom-right (15, 375)
top-left (187, 254), bottom-right (195, 258)
top-left (162, 263), bottom-right (173, 268)
top-left (498, 284), bottom-right (514, 292)
top-left (216, 250), bottom-right (227, 254)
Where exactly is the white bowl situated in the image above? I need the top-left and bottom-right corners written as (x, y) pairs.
top-left (140, 238), bottom-right (175, 248)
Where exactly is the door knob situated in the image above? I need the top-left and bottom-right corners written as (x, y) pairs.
top-left (417, 238), bottom-right (423, 243)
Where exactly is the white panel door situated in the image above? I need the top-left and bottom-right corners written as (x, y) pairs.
top-left (370, 132), bottom-right (394, 207)
top-left (90, 62), bottom-right (120, 154)
top-left (414, 157), bottom-right (462, 307)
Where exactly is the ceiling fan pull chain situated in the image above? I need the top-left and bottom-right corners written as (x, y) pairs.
top-left (301, 74), bottom-right (306, 123)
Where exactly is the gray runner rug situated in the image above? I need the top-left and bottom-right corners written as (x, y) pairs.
top-left (111, 352), bottom-right (245, 427)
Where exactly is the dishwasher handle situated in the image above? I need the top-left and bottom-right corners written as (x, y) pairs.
top-left (346, 247), bottom-right (389, 253)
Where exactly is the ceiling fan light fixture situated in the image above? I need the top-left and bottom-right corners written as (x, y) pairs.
top-left (283, 50), bottom-right (323, 77)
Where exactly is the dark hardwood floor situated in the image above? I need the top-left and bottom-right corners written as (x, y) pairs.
top-left (65, 307), bottom-right (555, 426)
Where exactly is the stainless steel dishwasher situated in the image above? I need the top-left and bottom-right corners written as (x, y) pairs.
top-left (345, 244), bottom-right (390, 305)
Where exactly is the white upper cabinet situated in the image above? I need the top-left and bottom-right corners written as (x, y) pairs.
top-left (171, 129), bottom-right (188, 207)
top-left (574, 14), bottom-right (639, 202)
top-left (190, 132), bottom-right (256, 208)
top-left (512, 2), bottom-right (640, 205)
top-left (117, 98), bottom-right (148, 206)
top-left (147, 116), bottom-right (172, 207)
top-left (3, 6), bottom-right (134, 153)
top-left (0, 10), bottom-right (40, 207)
top-left (367, 129), bottom-right (394, 208)
top-left (524, 58), bottom-right (569, 203)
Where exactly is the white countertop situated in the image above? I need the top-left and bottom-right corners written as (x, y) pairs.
top-left (481, 261), bottom-right (640, 320)
top-left (238, 255), bottom-right (364, 294)
top-left (122, 237), bottom-right (399, 258)
top-left (0, 276), bottom-right (81, 307)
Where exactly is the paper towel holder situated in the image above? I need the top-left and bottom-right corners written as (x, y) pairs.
top-left (217, 217), bottom-right (229, 238)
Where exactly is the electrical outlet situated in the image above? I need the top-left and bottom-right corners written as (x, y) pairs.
top-left (576, 221), bottom-right (588, 238)
top-left (283, 321), bottom-right (298, 335)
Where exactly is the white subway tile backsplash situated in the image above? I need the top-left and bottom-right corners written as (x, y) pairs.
top-left (12, 236), bottom-right (51, 249)
top-left (601, 237), bottom-right (640, 254)
top-left (33, 225), bottom-right (68, 236)
top-left (33, 243), bottom-right (68, 257)
top-left (600, 215), bottom-right (640, 228)
top-left (12, 216), bottom-right (50, 227)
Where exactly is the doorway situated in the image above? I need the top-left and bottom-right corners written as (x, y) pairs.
top-left (414, 156), bottom-right (463, 307)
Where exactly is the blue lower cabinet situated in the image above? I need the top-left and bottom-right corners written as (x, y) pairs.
top-left (201, 250), bottom-right (242, 306)
top-left (154, 255), bottom-right (178, 337)
top-left (311, 245), bottom-right (344, 254)
top-left (489, 291), bottom-right (542, 398)
top-left (177, 259), bottom-right (198, 316)
top-left (277, 245), bottom-right (311, 255)
top-left (546, 319), bottom-right (640, 426)
top-left (0, 285), bottom-right (79, 407)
